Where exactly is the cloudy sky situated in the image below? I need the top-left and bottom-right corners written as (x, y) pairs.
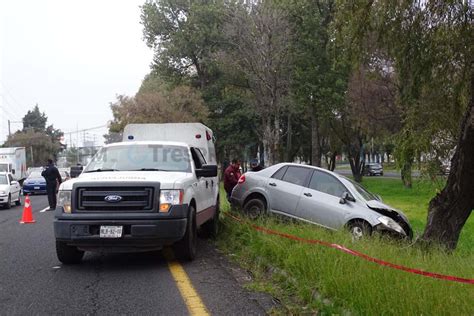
top-left (0, 0), bottom-right (153, 146)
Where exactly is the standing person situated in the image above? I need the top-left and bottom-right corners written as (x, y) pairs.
top-left (41, 159), bottom-right (62, 211)
top-left (249, 158), bottom-right (264, 172)
top-left (224, 159), bottom-right (241, 202)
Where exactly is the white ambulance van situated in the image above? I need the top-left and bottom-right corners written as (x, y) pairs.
top-left (54, 123), bottom-right (219, 264)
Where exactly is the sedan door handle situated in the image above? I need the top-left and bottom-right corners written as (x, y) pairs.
top-left (269, 182), bottom-right (277, 187)
top-left (303, 192), bottom-right (312, 197)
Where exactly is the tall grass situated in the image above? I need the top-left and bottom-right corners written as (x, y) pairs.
top-left (216, 180), bottom-right (474, 315)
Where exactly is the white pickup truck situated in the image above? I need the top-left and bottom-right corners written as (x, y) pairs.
top-left (54, 124), bottom-right (219, 264)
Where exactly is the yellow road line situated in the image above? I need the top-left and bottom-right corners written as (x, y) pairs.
top-left (164, 248), bottom-right (210, 316)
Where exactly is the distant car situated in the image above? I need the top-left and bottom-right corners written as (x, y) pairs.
top-left (0, 172), bottom-right (22, 208)
top-left (22, 171), bottom-right (47, 195)
top-left (363, 163), bottom-right (383, 176)
top-left (231, 163), bottom-right (412, 239)
top-left (26, 167), bottom-right (43, 177)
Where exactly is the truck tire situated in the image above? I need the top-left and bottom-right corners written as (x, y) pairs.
top-left (175, 205), bottom-right (197, 261)
top-left (201, 198), bottom-right (220, 238)
top-left (56, 241), bottom-right (84, 264)
top-left (15, 195), bottom-right (21, 206)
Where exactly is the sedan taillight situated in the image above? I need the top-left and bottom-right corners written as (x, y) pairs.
top-left (238, 175), bottom-right (246, 184)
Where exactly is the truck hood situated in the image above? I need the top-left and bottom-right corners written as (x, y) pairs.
top-left (59, 171), bottom-right (194, 190)
top-left (0, 184), bottom-right (9, 192)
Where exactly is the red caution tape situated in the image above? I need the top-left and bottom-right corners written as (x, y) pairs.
top-left (223, 212), bottom-right (474, 285)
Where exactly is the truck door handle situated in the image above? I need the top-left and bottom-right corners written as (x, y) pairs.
top-left (304, 192), bottom-right (312, 197)
top-left (269, 182), bottom-right (277, 187)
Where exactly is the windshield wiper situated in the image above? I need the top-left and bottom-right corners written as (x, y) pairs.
top-left (83, 168), bottom-right (119, 173)
top-left (132, 168), bottom-right (171, 172)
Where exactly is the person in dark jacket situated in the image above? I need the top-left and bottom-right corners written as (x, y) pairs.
top-left (223, 159), bottom-right (241, 202)
top-left (249, 158), bottom-right (264, 172)
top-left (41, 159), bottom-right (62, 210)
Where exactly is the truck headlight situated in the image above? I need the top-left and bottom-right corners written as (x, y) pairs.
top-left (378, 216), bottom-right (405, 235)
top-left (57, 190), bottom-right (72, 213)
top-left (0, 190), bottom-right (6, 196)
top-left (159, 190), bottom-right (183, 213)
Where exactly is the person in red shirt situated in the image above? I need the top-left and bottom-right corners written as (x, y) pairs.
top-left (224, 159), bottom-right (241, 202)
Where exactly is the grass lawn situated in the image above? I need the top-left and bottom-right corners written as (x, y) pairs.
top-left (216, 179), bottom-right (474, 315)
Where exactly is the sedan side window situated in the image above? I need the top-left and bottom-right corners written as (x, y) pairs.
top-left (309, 170), bottom-right (346, 198)
top-left (281, 166), bottom-right (311, 187)
top-left (271, 166), bottom-right (288, 180)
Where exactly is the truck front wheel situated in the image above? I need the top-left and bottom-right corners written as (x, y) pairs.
top-left (56, 241), bottom-right (84, 264)
top-left (175, 205), bottom-right (197, 261)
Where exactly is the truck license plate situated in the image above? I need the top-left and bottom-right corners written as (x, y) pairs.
top-left (100, 226), bottom-right (123, 238)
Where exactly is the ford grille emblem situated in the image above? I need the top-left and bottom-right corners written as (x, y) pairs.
top-left (104, 195), bottom-right (123, 203)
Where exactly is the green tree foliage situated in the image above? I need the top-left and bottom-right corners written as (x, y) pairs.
top-left (22, 105), bottom-right (47, 132)
top-left (335, 0), bottom-right (473, 248)
top-left (108, 84), bottom-right (209, 133)
top-left (5, 130), bottom-right (60, 167)
top-left (141, 0), bottom-right (224, 88)
top-left (137, 0), bottom-right (260, 163)
top-left (5, 105), bottom-right (63, 166)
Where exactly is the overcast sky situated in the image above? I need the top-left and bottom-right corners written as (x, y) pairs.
top-left (0, 0), bottom-right (153, 146)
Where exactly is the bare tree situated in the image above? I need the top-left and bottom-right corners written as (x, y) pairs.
top-left (222, 1), bottom-right (292, 165)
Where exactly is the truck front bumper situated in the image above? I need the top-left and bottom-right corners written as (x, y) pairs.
top-left (54, 205), bottom-right (189, 252)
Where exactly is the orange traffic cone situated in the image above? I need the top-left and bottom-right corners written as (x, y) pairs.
top-left (20, 195), bottom-right (35, 224)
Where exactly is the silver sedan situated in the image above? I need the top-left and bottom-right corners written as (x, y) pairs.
top-left (230, 163), bottom-right (412, 239)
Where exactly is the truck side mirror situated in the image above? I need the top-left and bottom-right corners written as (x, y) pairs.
top-left (196, 165), bottom-right (218, 178)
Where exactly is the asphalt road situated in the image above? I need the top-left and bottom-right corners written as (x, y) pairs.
top-left (0, 195), bottom-right (275, 315)
top-left (334, 169), bottom-right (421, 178)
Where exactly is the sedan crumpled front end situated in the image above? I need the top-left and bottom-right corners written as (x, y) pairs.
top-left (367, 200), bottom-right (413, 239)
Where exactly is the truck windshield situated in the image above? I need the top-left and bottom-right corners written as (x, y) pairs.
top-left (84, 145), bottom-right (191, 173)
top-left (0, 175), bottom-right (7, 184)
top-left (0, 164), bottom-right (8, 172)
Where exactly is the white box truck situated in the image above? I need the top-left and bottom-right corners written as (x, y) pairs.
top-left (0, 147), bottom-right (27, 183)
top-left (54, 123), bottom-right (219, 264)
top-left (123, 123), bottom-right (217, 164)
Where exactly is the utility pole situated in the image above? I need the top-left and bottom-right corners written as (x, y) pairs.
top-left (30, 146), bottom-right (34, 167)
top-left (7, 119), bottom-right (22, 138)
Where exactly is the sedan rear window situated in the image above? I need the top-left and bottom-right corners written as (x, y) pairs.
top-left (271, 166), bottom-right (288, 180)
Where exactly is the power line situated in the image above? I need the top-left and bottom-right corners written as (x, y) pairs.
top-left (0, 81), bottom-right (29, 114)
top-left (0, 97), bottom-right (23, 120)
top-left (62, 124), bottom-right (108, 135)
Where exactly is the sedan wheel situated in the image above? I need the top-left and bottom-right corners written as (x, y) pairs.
top-left (348, 220), bottom-right (372, 240)
top-left (243, 198), bottom-right (265, 219)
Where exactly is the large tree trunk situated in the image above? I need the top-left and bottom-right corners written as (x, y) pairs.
top-left (401, 160), bottom-right (413, 188)
top-left (422, 70), bottom-right (474, 250)
top-left (285, 113), bottom-right (292, 162)
top-left (311, 110), bottom-right (322, 167)
top-left (348, 142), bottom-right (364, 182)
